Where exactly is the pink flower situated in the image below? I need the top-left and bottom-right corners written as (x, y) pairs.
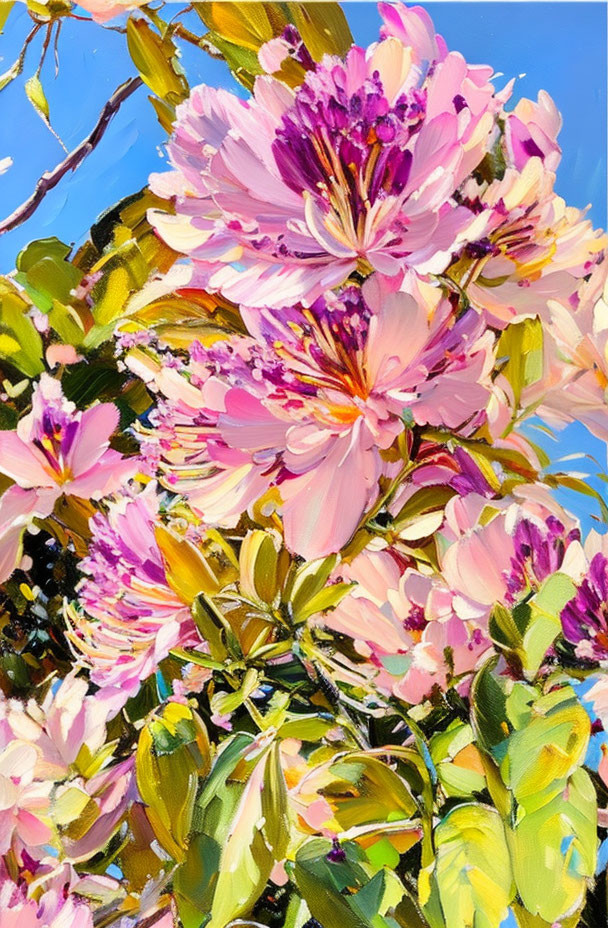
top-left (0, 374), bottom-right (136, 583)
top-left (55, 757), bottom-right (135, 862)
top-left (75, 0), bottom-right (146, 24)
top-left (36, 674), bottom-right (124, 769)
top-left (67, 483), bottom-right (202, 700)
top-left (0, 739), bottom-right (53, 862)
top-left (141, 277), bottom-right (494, 558)
top-left (322, 548), bottom-right (491, 703)
top-left (439, 491), bottom-right (581, 610)
top-left (503, 90), bottom-right (562, 174)
top-left (458, 156), bottom-right (606, 327)
top-left (0, 877), bottom-right (93, 928)
top-left (149, 3), bottom-right (502, 308)
top-left (0, 676), bottom-right (123, 865)
top-left (537, 266), bottom-right (608, 442)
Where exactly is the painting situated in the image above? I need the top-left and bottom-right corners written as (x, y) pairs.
top-left (0, 1), bottom-right (607, 926)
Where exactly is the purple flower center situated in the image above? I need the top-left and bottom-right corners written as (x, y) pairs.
top-left (403, 604), bottom-right (428, 634)
top-left (504, 516), bottom-right (579, 604)
top-left (272, 49), bottom-right (425, 248)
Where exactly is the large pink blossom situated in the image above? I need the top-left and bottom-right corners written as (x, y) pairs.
top-left (0, 374), bottom-right (136, 584)
top-left (68, 483), bottom-right (203, 699)
top-left (139, 277), bottom-right (494, 559)
top-left (148, 3), bottom-right (503, 308)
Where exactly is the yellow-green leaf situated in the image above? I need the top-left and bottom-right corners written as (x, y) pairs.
top-left (508, 768), bottom-right (596, 923)
top-left (25, 74), bottom-right (49, 120)
top-left (127, 18), bottom-right (188, 106)
top-left (0, 2), bottom-right (15, 34)
top-left (155, 524), bottom-right (221, 605)
top-left (207, 743), bottom-right (288, 928)
top-left (136, 702), bottom-right (211, 862)
top-left (286, 2), bottom-right (353, 59)
top-left (433, 804), bottom-right (514, 928)
top-left (497, 316), bottom-right (543, 408)
top-left (0, 278), bottom-right (44, 377)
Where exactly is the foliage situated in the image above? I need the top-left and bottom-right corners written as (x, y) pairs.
top-left (0, 2), bottom-right (607, 928)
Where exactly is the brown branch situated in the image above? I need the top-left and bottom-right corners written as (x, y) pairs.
top-left (0, 75), bottom-right (143, 236)
top-left (173, 22), bottom-right (203, 47)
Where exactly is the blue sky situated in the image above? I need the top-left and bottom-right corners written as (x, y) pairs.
top-left (0, 2), bottom-right (606, 528)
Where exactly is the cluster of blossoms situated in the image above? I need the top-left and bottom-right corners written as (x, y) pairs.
top-left (1, 2), bottom-right (608, 926)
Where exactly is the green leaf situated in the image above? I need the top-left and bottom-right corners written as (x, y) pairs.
top-left (286, 2), bottom-right (353, 59)
top-left (16, 237), bottom-right (83, 312)
top-left (497, 317), bottom-right (544, 408)
top-left (25, 74), bottom-right (49, 119)
top-left (544, 471), bottom-right (608, 524)
top-left (293, 838), bottom-right (406, 928)
top-left (293, 581), bottom-right (354, 624)
top-left (501, 684), bottom-right (590, 813)
top-left (430, 722), bottom-right (486, 799)
top-left (508, 768), bottom-right (596, 923)
top-left (195, 1), bottom-right (352, 90)
top-left (278, 714), bottom-right (335, 741)
top-left (209, 666), bottom-right (259, 717)
top-left (489, 573), bottom-right (577, 677)
top-left (287, 554), bottom-right (338, 620)
top-left (207, 742), bottom-right (289, 928)
top-left (0, 278), bottom-right (44, 377)
top-left (136, 702), bottom-right (211, 861)
top-left (392, 485), bottom-right (456, 536)
top-left (520, 572), bottom-right (577, 675)
top-left (432, 804), bottom-right (514, 928)
top-left (470, 658), bottom-right (509, 758)
top-left (127, 19), bottom-right (188, 106)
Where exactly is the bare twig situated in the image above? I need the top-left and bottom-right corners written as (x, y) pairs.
top-left (36, 23), bottom-right (54, 77)
top-left (0, 75), bottom-right (143, 236)
top-left (53, 21), bottom-right (62, 77)
top-left (0, 22), bottom-right (42, 93)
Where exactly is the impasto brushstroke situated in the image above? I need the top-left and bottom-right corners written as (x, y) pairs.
top-left (0, 2), bottom-right (607, 926)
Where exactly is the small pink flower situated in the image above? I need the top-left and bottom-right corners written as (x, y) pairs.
top-left (0, 374), bottom-right (136, 583)
top-left (68, 483), bottom-right (202, 700)
top-left (322, 548), bottom-right (491, 703)
top-left (537, 266), bottom-right (608, 443)
top-left (439, 491), bottom-right (581, 610)
top-left (459, 156), bottom-right (606, 327)
top-left (0, 740), bottom-right (53, 862)
top-left (0, 675), bottom-right (124, 865)
top-left (0, 876), bottom-right (93, 928)
top-left (504, 90), bottom-right (562, 174)
top-left (75, 0), bottom-right (146, 24)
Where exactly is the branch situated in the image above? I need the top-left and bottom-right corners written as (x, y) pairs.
top-left (0, 75), bottom-right (143, 236)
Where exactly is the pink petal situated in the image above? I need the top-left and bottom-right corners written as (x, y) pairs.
top-left (67, 452), bottom-right (137, 500)
top-left (0, 432), bottom-right (53, 488)
top-left (282, 424), bottom-right (380, 559)
top-left (66, 404), bottom-right (119, 477)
